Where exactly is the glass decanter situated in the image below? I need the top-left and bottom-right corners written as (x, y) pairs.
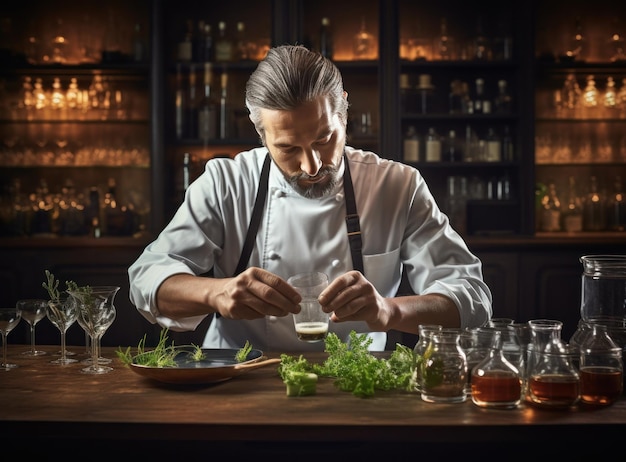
top-left (471, 330), bottom-right (522, 409)
top-left (579, 323), bottom-right (623, 406)
top-left (527, 319), bottom-right (580, 408)
top-left (420, 330), bottom-right (467, 404)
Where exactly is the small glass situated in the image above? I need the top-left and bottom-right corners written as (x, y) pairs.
top-left (288, 272), bottom-right (330, 343)
top-left (0, 307), bottom-right (22, 370)
top-left (527, 343), bottom-right (580, 409)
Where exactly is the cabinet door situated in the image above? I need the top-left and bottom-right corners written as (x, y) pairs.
top-left (0, 0), bottom-right (153, 238)
top-left (396, 0), bottom-right (529, 237)
top-left (300, 0), bottom-right (381, 153)
top-left (160, 0), bottom-right (273, 217)
top-left (534, 0), bottom-right (626, 237)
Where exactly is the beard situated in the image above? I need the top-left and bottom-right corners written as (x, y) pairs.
top-left (286, 164), bottom-right (340, 199)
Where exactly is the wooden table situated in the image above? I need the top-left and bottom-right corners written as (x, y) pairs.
top-left (1, 345), bottom-right (623, 459)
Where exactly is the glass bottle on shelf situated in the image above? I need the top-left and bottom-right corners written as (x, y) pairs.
top-left (562, 176), bottom-right (583, 233)
top-left (177, 19), bottom-right (194, 62)
top-left (435, 17), bottom-right (454, 61)
top-left (502, 125), bottom-right (514, 162)
top-left (425, 127), bottom-right (441, 162)
top-left (215, 21), bottom-right (234, 62)
top-left (235, 22), bottom-right (251, 61)
top-left (399, 73), bottom-right (416, 113)
top-left (494, 79), bottom-right (512, 114)
top-left (484, 127), bottom-right (501, 162)
top-left (583, 176), bottom-right (607, 231)
top-left (473, 78), bottom-right (490, 114)
top-left (603, 76), bottom-right (618, 117)
top-left (608, 19), bottom-right (626, 63)
top-left (186, 64), bottom-right (199, 139)
top-left (319, 17), bottom-right (333, 59)
top-left (448, 80), bottom-right (464, 114)
top-left (403, 125), bottom-right (420, 163)
top-left (19, 76), bottom-right (35, 121)
top-left (618, 78), bottom-right (626, 118)
top-left (219, 71), bottom-right (231, 139)
top-left (471, 15), bottom-right (490, 61)
top-left (198, 62), bottom-right (218, 144)
top-left (197, 21), bottom-right (214, 63)
top-left (175, 63), bottom-right (184, 140)
top-left (444, 130), bottom-right (461, 162)
top-left (353, 16), bottom-right (376, 60)
top-left (607, 176), bottom-right (626, 231)
top-left (540, 181), bottom-right (561, 232)
top-left (565, 16), bottom-right (585, 61)
top-left (471, 329), bottom-right (522, 409)
top-left (561, 74), bottom-right (582, 117)
top-left (581, 75), bottom-right (599, 118)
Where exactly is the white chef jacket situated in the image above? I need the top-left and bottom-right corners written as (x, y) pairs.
top-left (128, 146), bottom-right (492, 352)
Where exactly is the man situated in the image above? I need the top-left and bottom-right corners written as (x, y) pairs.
top-left (128, 45), bottom-right (492, 352)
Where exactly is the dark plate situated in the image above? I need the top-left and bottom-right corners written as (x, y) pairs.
top-left (129, 346), bottom-right (280, 384)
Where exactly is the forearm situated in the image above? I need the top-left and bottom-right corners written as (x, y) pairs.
top-left (385, 293), bottom-right (460, 335)
top-left (156, 273), bottom-right (223, 319)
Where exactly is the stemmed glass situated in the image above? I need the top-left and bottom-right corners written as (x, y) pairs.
top-left (46, 292), bottom-right (78, 365)
top-left (16, 299), bottom-right (48, 356)
top-left (0, 307), bottom-right (22, 370)
top-left (70, 286), bottom-right (119, 374)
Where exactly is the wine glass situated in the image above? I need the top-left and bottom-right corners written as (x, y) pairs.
top-left (46, 292), bottom-right (78, 365)
top-left (16, 299), bottom-right (48, 356)
top-left (80, 286), bottom-right (119, 366)
top-left (0, 307), bottom-right (22, 370)
top-left (70, 286), bottom-right (119, 374)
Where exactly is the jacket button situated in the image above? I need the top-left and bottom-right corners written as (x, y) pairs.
top-left (268, 251), bottom-right (280, 260)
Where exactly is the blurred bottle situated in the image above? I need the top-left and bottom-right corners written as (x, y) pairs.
top-left (444, 129), bottom-right (462, 162)
top-left (603, 76), bottom-right (618, 117)
top-left (219, 71), bottom-right (231, 139)
top-left (436, 17), bottom-right (454, 60)
top-left (198, 62), bottom-right (218, 143)
top-left (177, 19), bottom-right (194, 62)
top-left (501, 125), bottom-right (514, 162)
top-left (484, 127), bottom-right (501, 162)
top-left (581, 75), bottom-right (599, 117)
top-left (403, 125), bottom-right (420, 163)
top-left (494, 79), bottom-right (512, 114)
top-left (583, 175), bottom-right (607, 231)
top-left (319, 17), bottom-right (333, 59)
top-left (540, 181), bottom-right (561, 232)
top-left (425, 127), bottom-right (441, 162)
top-left (215, 21), bottom-right (234, 62)
top-left (195, 20), bottom-right (214, 63)
top-left (473, 78), bottom-right (490, 114)
top-left (471, 15), bottom-right (490, 61)
top-left (175, 63), bottom-right (184, 140)
top-left (607, 175), bottom-right (626, 231)
top-left (565, 17), bottom-right (585, 61)
top-left (562, 176), bottom-right (583, 233)
top-left (353, 16), bottom-right (376, 59)
top-left (186, 63), bottom-right (199, 139)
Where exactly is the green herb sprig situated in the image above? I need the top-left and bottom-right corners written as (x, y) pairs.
top-left (278, 331), bottom-right (441, 398)
top-left (42, 270), bottom-right (61, 303)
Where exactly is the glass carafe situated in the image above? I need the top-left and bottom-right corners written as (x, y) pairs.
top-left (471, 330), bottom-right (522, 409)
top-left (527, 319), bottom-right (580, 408)
top-left (579, 323), bottom-right (623, 406)
top-left (580, 255), bottom-right (626, 322)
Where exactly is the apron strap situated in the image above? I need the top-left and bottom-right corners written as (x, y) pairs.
top-left (234, 153), bottom-right (272, 275)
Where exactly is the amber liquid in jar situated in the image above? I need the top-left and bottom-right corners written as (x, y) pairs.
top-left (579, 366), bottom-right (623, 405)
top-left (528, 374), bottom-right (580, 407)
top-left (471, 371), bottom-right (521, 408)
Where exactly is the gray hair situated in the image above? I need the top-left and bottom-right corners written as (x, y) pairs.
top-left (245, 45), bottom-right (349, 141)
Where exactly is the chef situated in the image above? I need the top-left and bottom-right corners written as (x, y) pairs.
top-left (128, 45), bottom-right (492, 352)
